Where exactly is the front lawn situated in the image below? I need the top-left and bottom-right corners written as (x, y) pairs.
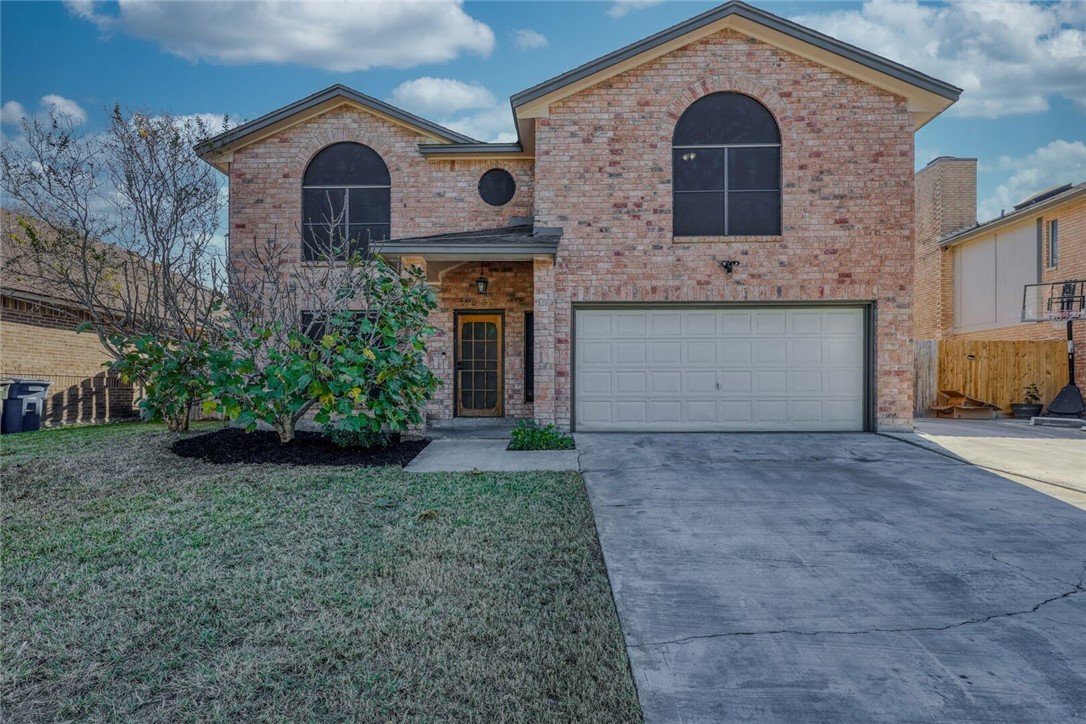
top-left (1, 424), bottom-right (640, 722)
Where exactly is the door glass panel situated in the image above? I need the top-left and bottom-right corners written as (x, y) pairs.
top-left (458, 318), bottom-right (501, 413)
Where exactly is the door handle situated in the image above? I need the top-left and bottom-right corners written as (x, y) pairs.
top-left (455, 362), bottom-right (463, 370)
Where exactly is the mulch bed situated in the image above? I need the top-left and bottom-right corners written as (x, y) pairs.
top-left (171, 427), bottom-right (430, 467)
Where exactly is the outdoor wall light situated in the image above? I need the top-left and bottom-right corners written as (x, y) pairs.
top-left (476, 262), bottom-right (489, 295)
top-left (720, 260), bottom-right (740, 274)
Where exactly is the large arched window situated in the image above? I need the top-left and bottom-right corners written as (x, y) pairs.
top-left (302, 142), bottom-right (390, 260)
top-left (672, 92), bottom-right (781, 236)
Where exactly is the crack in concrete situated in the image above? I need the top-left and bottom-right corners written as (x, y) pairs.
top-left (629, 565), bottom-right (1086, 649)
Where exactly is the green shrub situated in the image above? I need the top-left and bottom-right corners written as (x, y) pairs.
top-left (323, 423), bottom-right (393, 449)
top-left (508, 419), bottom-right (575, 451)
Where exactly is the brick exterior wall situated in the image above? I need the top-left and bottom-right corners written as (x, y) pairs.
top-left (226, 27), bottom-right (939, 430)
top-left (423, 260), bottom-right (535, 421)
top-left (532, 29), bottom-right (917, 430)
top-left (913, 157), bottom-right (977, 339)
top-left (227, 105), bottom-right (535, 265)
top-left (0, 295), bottom-right (137, 425)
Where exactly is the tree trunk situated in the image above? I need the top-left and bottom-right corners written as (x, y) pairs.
top-left (275, 418), bottom-right (295, 444)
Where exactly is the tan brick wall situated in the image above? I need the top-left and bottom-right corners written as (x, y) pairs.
top-left (913, 157), bottom-right (976, 339)
top-left (532, 29), bottom-right (918, 430)
top-left (423, 261), bottom-right (535, 421)
top-left (228, 105), bottom-right (535, 266)
top-left (0, 296), bottom-right (137, 424)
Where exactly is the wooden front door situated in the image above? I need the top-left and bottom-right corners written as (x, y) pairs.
top-left (456, 313), bottom-right (503, 417)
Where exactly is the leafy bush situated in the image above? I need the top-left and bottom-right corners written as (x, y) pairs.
top-left (508, 420), bottom-right (575, 451)
top-left (323, 423), bottom-right (393, 449)
top-left (208, 254), bottom-right (439, 443)
top-left (110, 334), bottom-right (214, 432)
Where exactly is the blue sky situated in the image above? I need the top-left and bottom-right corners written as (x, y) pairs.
top-left (2, 0), bottom-right (1084, 221)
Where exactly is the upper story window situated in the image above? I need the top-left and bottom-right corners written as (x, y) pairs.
top-left (672, 92), bottom-right (781, 237)
top-left (1047, 219), bottom-right (1059, 267)
top-left (302, 142), bottom-right (390, 261)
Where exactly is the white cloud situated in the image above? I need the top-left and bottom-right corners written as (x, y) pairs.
top-left (512, 28), bottom-right (548, 50)
top-left (439, 105), bottom-right (517, 144)
top-left (607, 0), bottom-right (663, 19)
top-left (794, 1), bottom-right (1086, 118)
top-left (40, 94), bottom-right (88, 124)
top-left (0, 95), bottom-right (86, 126)
top-left (388, 77), bottom-right (495, 117)
top-left (65, 0), bottom-right (495, 72)
top-left (388, 77), bottom-right (514, 142)
top-left (0, 101), bottom-right (27, 125)
top-left (978, 140), bottom-right (1086, 221)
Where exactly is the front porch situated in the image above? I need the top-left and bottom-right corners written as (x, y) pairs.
top-left (380, 224), bottom-right (558, 429)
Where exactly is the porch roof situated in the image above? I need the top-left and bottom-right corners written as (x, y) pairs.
top-left (377, 225), bottom-right (560, 260)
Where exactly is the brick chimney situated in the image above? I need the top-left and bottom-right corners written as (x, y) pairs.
top-left (914, 157), bottom-right (977, 339)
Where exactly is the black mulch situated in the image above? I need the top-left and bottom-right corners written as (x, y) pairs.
top-left (171, 427), bottom-right (430, 467)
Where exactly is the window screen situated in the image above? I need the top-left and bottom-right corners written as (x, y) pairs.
top-left (302, 142), bottom-right (390, 260)
top-left (672, 93), bottom-right (781, 236)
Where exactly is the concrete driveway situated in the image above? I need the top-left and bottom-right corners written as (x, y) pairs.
top-left (578, 433), bottom-right (1086, 722)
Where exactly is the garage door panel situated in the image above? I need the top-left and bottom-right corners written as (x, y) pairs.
top-left (720, 370), bottom-right (752, 394)
top-left (685, 311), bottom-right (718, 335)
top-left (685, 341), bottom-right (717, 364)
top-left (790, 311), bottom-right (823, 334)
top-left (575, 307), bottom-right (865, 432)
top-left (756, 311), bottom-right (788, 335)
top-left (614, 313), bottom-right (647, 335)
top-left (581, 371), bottom-right (612, 393)
top-left (719, 341), bottom-right (753, 365)
top-left (616, 371), bottom-right (646, 393)
top-left (686, 370), bottom-right (718, 394)
top-left (616, 342), bottom-right (647, 365)
top-left (718, 311), bottom-right (752, 334)
top-left (615, 401), bottom-right (647, 423)
top-left (651, 371), bottom-right (681, 394)
top-left (651, 313), bottom-right (682, 336)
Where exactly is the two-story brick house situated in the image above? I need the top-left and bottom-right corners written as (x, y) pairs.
top-left (198, 1), bottom-right (960, 432)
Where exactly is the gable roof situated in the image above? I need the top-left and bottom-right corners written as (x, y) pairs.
top-left (196, 84), bottom-right (478, 172)
top-left (939, 182), bottom-right (1086, 249)
top-left (511, 1), bottom-right (960, 135)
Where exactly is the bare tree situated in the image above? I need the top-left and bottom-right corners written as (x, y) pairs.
top-left (1, 107), bottom-right (228, 429)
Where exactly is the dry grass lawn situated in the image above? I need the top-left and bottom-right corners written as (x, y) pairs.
top-left (1, 423), bottom-right (641, 722)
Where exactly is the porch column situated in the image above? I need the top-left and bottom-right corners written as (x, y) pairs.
top-left (533, 255), bottom-right (557, 424)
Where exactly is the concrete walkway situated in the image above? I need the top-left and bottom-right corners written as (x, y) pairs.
top-left (404, 439), bottom-right (578, 473)
top-left (579, 432), bottom-right (1086, 723)
top-left (888, 418), bottom-right (1086, 507)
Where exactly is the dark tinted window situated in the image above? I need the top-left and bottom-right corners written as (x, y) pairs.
top-left (478, 168), bottom-right (516, 206)
top-left (303, 142), bottom-right (390, 186)
top-left (302, 143), bottom-right (390, 260)
top-left (673, 92), bottom-right (780, 145)
top-left (672, 93), bottom-right (781, 237)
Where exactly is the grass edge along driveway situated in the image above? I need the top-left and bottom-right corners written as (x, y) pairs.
top-left (2, 424), bottom-right (641, 722)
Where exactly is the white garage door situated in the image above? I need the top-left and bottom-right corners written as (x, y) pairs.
top-left (574, 307), bottom-right (866, 432)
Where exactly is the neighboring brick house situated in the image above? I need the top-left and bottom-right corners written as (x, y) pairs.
top-left (199, 1), bottom-right (960, 432)
top-left (0, 210), bottom-right (138, 425)
top-left (913, 158), bottom-right (1085, 389)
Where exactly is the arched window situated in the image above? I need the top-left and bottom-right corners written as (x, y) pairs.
top-left (302, 142), bottom-right (390, 260)
top-left (672, 92), bottom-right (781, 236)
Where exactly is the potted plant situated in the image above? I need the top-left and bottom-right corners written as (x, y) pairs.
top-left (1010, 383), bottom-right (1044, 419)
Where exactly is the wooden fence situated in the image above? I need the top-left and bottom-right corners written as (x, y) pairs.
top-left (914, 339), bottom-right (1069, 415)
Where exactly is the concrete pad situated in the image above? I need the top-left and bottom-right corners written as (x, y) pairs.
top-left (910, 418), bottom-right (1086, 495)
top-left (404, 439), bottom-right (578, 473)
top-left (579, 432), bottom-right (1086, 723)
